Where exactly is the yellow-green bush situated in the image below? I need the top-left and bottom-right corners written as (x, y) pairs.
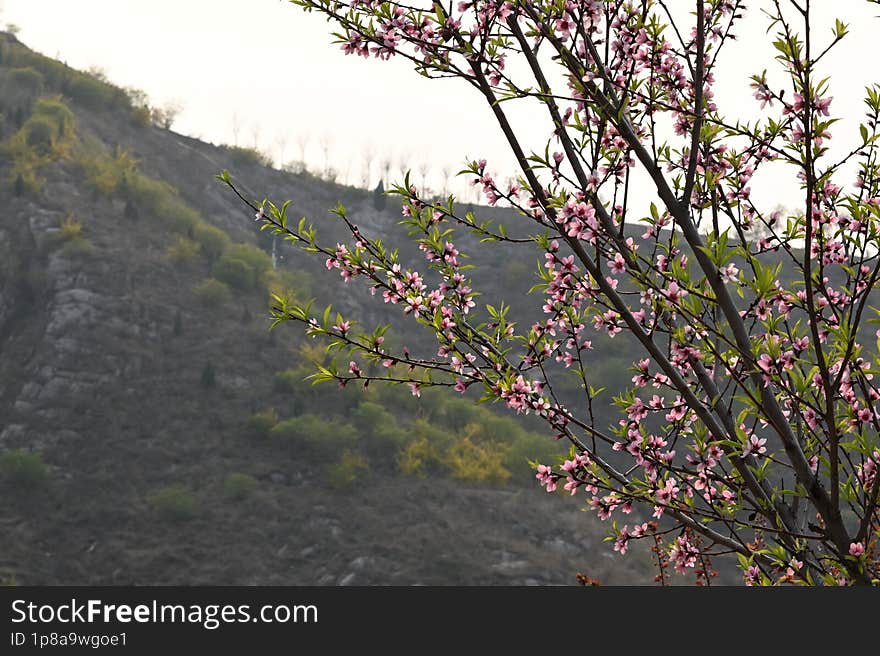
top-left (503, 433), bottom-right (565, 479)
top-left (166, 236), bottom-right (200, 264)
top-left (397, 436), bottom-right (439, 477)
top-left (76, 146), bottom-right (137, 197)
top-left (1, 67), bottom-right (44, 109)
top-left (24, 115), bottom-right (56, 153)
top-left (0, 449), bottom-right (49, 489)
top-left (248, 408), bottom-right (279, 438)
top-left (212, 255), bottom-right (255, 290)
top-left (59, 237), bottom-right (95, 259)
top-left (192, 278), bottom-right (230, 307)
top-left (32, 96), bottom-right (74, 134)
top-left (150, 486), bottom-right (199, 522)
top-left (224, 243), bottom-right (272, 280)
top-left (58, 215), bottom-right (83, 240)
top-left (193, 222), bottom-right (230, 262)
top-left (327, 450), bottom-right (368, 490)
top-left (222, 145), bottom-right (271, 168)
top-left (65, 72), bottom-right (128, 111)
top-left (3, 46), bottom-right (71, 89)
top-left (270, 414), bottom-right (358, 458)
top-left (2, 96), bottom-right (77, 194)
top-left (352, 401), bottom-right (408, 457)
top-left (223, 473), bottom-right (257, 500)
top-left (264, 268), bottom-right (314, 304)
top-left (443, 436), bottom-right (510, 485)
top-left (127, 174), bottom-right (200, 233)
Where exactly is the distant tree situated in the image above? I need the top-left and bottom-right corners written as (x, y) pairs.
top-left (228, 1), bottom-right (880, 585)
top-left (231, 112), bottom-right (242, 147)
top-left (200, 361), bottom-right (216, 389)
top-left (151, 101), bottom-right (182, 130)
top-left (12, 173), bottom-right (24, 197)
top-left (372, 180), bottom-right (386, 212)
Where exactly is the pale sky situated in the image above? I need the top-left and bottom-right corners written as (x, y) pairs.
top-left (2, 0), bottom-right (878, 208)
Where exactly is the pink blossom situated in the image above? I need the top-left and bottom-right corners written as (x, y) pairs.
top-left (742, 435), bottom-right (767, 457)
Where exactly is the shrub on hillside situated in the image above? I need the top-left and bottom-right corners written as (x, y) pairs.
top-left (351, 401), bottom-right (408, 458)
top-left (193, 278), bottom-right (230, 307)
top-left (248, 408), bottom-right (279, 438)
top-left (166, 236), bottom-right (201, 264)
top-left (193, 222), bottom-right (230, 262)
top-left (270, 414), bottom-right (358, 458)
top-left (150, 486), bottom-right (199, 522)
top-left (502, 433), bottom-right (566, 481)
top-left (1, 66), bottom-right (43, 110)
top-left (58, 215), bottom-right (83, 241)
top-left (0, 449), bottom-right (49, 489)
top-left (224, 243), bottom-right (272, 281)
top-left (223, 473), bottom-right (257, 500)
top-left (127, 174), bottom-right (200, 233)
top-left (32, 96), bottom-right (74, 135)
top-left (212, 255), bottom-right (255, 290)
top-left (222, 145), bottom-right (271, 168)
top-left (326, 450), bottom-right (368, 490)
top-left (397, 436), bottom-right (438, 477)
top-left (76, 146), bottom-right (137, 197)
top-left (65, 72), bottom-right (128, 111)
top-left (23, 115), bottom-right (56, 153)
top-left (59, 237), bottom-right (95, 259)
top-left (443, 436), bottom-right (510, 485)
top-left (264, 268), bottom-right (314, 305)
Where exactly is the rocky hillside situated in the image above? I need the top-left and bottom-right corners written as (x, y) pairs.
top-left (0, 33), bottom-right (714, 586)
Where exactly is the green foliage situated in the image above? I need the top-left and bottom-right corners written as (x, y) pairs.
top-left (274, 366), bottom-right (309, 394)
top-left (222, 145), bottom-right (271, 168)
top-left (270, 414), bottom-right (358, 458)
top-left (64, 72), bottom-right (128, 111)
top-left (58, 215), bottom-right (83, 241)
top-left (166, 236), bottom-right (201, 264)
top-left (352, 400), bottom-right (408, 458)
top-left (225, 243), bottom-right (272, 280)
top-left (397, 434), bottom-right (438, 477)
top-left (443, 436), bottom-right (511, 485)
top-left (503, 433), bottom-right (565, 479)
top-left (223, 473), bottom-right (257, 500)
top-left (248, 408), bottom-right (279, 438)
top-left (264, 268), bottom-right (313, 305)
top-left (2, 95), bottom-right (77, 194)
top-left (23, 115), bottom-right (55, 153)
top-left (1, 67), bottom-right (43, 110)
top-left (212, 255), bottom-right (255, 290)
top-left (126, 173), bottom-right (200, 233)
top-left (2, 44), bottom-right (73, 90)
top-left (0, 450), bottom-right (49, 489)
top-left (193, 278), bottom-right (230, 307)
top-left (193, 222), bottom-right (230, 262)
top-left (76, 146), bottom-right (137, 197)
top-left (32, 96), bottom-right (74, 134)
top-left (150, 486), bottom-right (199, 522)
top-left (8, 66), bottom-right (44, 93)
top-left (59, 237), bottom-right (95, 259)
top-left (326, 450), bottom-right (369, 490)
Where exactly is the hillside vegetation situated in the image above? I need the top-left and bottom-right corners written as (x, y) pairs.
top-left (0, 32), bottom-right (706, 585)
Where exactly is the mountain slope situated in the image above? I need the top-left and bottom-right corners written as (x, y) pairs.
top-left (0, 32), bottom-right (692, 586)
